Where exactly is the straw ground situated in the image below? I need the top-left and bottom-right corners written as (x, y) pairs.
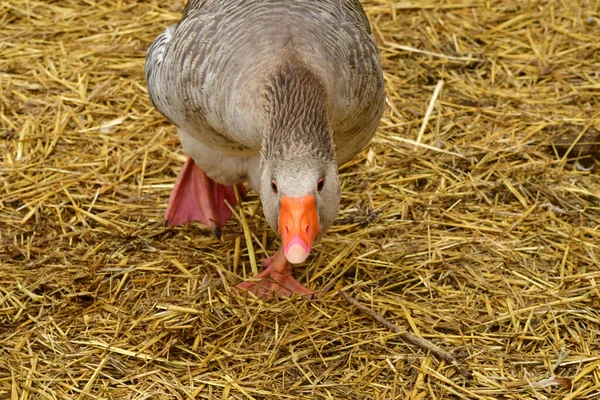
top-left (1, 0), bottom-right (599, 398)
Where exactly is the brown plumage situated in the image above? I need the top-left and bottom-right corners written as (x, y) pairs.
top-left (261, 56), bottom-right (334, 166)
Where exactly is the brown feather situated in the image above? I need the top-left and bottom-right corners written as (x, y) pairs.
top-left (261, 55), bottom-right (335, 167)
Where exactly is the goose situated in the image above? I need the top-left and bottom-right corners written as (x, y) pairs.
top-left (145, 0), bottom-right (385, 298)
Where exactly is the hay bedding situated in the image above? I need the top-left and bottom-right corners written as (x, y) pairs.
top-left (1, 0), bottom-right (599, 398)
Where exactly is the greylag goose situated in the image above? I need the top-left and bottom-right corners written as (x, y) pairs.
top-left (146, 0), bottom-right (385, 298)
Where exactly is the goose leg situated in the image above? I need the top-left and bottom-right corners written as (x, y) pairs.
top-left (165, 157), bottom-right (244, 237)
top-left (234, 248), bottom-right (313, 299)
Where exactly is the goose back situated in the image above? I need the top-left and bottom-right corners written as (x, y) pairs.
top-left (146, 0), bottom-right (385, 165)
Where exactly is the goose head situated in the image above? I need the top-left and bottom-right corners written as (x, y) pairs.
top-left (261, 155), bottom-right (340, 264)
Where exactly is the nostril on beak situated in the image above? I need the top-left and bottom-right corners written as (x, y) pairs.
top-left (285, 225), bottom-right (290, 236)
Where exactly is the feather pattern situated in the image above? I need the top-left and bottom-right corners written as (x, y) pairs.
top-left (261, 56), bottom-right (334, 166)
top-left (146, 0), bottom-right (385, 184)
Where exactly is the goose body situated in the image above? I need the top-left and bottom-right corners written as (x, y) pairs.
top-left (146, 0), bottom-right (385, 297)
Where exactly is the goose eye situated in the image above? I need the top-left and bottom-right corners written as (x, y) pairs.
top-left (317, 178), bottom-right (324, 192)
top-left (271, 181), bottom-right (278, 194)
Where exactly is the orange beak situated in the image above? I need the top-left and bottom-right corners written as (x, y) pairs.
top-left (278, 195), bottom-right (320, 264)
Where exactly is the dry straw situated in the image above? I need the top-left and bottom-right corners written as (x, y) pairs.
top-left (1, 0), bottom-right (599, 398)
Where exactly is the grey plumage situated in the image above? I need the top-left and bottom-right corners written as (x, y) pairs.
top-left (146, 0), bottom-right (385, 171)
top-left (146, 0), bottom-right (385, 255)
